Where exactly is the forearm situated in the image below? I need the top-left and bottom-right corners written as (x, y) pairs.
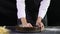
top-left (38, 0), bottom-right (51, 19)
top-left (17, 0), bottom-right (26, 19)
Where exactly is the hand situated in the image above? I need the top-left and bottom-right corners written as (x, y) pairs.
top-left (20, 17), bottom-right (33, 27)
top-left (22, 23), bottom-right (33, 27)
top-left (36, 17), bottom-right (44, 31)
top-left (36, 22), bottom-right (44, 31)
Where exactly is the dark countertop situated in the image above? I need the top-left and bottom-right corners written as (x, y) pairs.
top-left (6, 26), bottom-right (60, 34)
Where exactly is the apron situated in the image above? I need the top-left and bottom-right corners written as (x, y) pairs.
top-left (25, 0), bottom-right (42, 26)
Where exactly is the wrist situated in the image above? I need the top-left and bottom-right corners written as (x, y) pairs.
top-left (36, 17), bottom-right (42, 23)
top-left (38, 17), bottom-right (42, 20)
top-left (21, 17), bottom-right (28, 25)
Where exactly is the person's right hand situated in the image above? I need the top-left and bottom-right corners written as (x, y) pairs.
top-left (20, 17), bottom-right (33, 27)
top-left (22, 23), bottom-right (33, 27)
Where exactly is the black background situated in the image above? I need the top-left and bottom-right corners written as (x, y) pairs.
top-left (0, 0), bottom-right (17, 26)
top-left (47, 0), bottom-right (60, 26)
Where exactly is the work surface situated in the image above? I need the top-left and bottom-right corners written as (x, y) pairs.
top-left (6, 26), bottom-right (60, 34)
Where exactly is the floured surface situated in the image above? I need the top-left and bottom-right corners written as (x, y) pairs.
top-left (44, 28), bottom-right (60, 31)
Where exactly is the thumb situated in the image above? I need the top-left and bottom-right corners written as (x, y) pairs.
top-left (28, 23), bottom-right (33, 27)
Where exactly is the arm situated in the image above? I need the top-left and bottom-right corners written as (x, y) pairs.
top-left (17, 0), bottom-right (33, 27)
top-left (36, 0), bottom-right (51, 31)
top-left (38, 0), bottom-right (51, 19)
top-left (17, 0), bottom-right (27, 24)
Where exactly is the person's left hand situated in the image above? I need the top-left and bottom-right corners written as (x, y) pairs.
top-left (36, 17), bottom-right (44, 31)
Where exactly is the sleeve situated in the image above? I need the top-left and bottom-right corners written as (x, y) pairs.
top-left (38, 0), bottom-right (51, 19)
top-left (17, 0), bottom-right (26, 19)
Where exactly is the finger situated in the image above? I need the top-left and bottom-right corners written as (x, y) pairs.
top-left (23, 25), bottom-right (29, 27)
top-left (36, 23), bottom-right (40, 26)
top-left (40, 23), bottom-right (44, 31)
top-left (40, 25), bottom-right (44, 31)
top-left (37, 22), bottom-right (44, 31)
top-left (29, 25), bottom-right (33, 27)
top-left (22, 24), bottom-right (30, 27)
top-left (36, 22), bottom-right (41, 27)
top-left (39, 22), bottom-right (43, 27)
top-left (28, 23), bottom-right (33, 27)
